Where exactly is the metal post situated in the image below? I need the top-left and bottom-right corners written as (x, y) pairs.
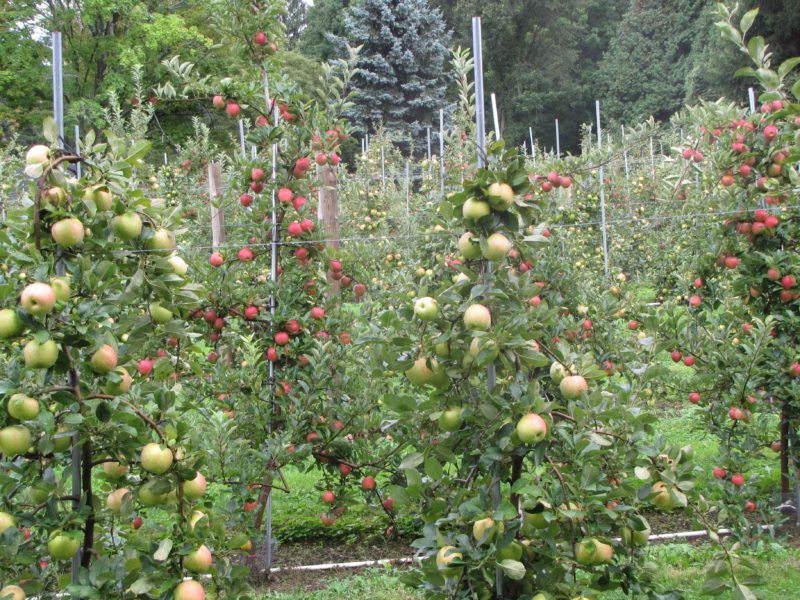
top-left (52, 32), bottom-right (64, 149)
top-left (596, 101), bottom-right (609, 277)
top-left (238, 120), bottom-right (246, 158)
top-left (490, 93), bottom-right (500, 140)
top-left (405, 160), bottom-right (410, 223)
top-left (529, 127), bottom-right (534, 161)
top-left (74, 126), bottom-right (81, 179)
top-left (426, 126), bottom-right (432, 166)
top-left (621, 125), bottom-right (631, 216)
top-left (439, 109), bottom-right (445, 199)
top-left (163, 153), bottom-right (168, 166)
top-left (649, 137), bottom-right (655, 180)
top-left (555, 119), bottom-right (561, 158)
top-left (472, 15), bottom-right (501, 598)
top-left (748, 87), bottom-right (756, 113)
top-left (380, 146), bottom-right (385, 191)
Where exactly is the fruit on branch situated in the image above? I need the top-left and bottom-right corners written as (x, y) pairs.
top-left (670, 350), bottom-right (682, 362)
top-left (688, 392), bottom-right (700, 404)
top-left (47, 532), bottom-right (81, 560)
top-left (482, 232), bottom-right (512, 261)
top-left (405, 357), bottom-right (447, 387)
top-left (51, 218), bottom-right (85, 248)
top-left (310, 306), bottom-right (325, 320)
top-left (462, 198), bottom-right (491, 221)
top-left (139, 481), bottom-right (169, 506)
top-left (414, 297), bottom-right (438, 321)
top-left (212, 95), bottom-right (224, 109)
top-left (559, 375), bottom-right (588, 399)
top-left (23, 338), bottom-right (59, 369)
top-left (275, 331), bottom-right (290, 346)
top-left (149, 303), bottom-right (173, 324)
top-left (549, 362), bottom-right (568, 384)
top-left (688, 295), bottom-right (701, 307)
top-left (463, 304), bottom-right (491, 331)
top-left (438, 407), bottom-right (463, 432)
top-left (168, 255), bottom-right (188, 275)
top-left (106, 488), bottom-right (130, 513)
top-left (7, 394), bottom-right (39, 420)
top-left (472, 517), bottom-right (496, 543)
top-left (225, 102), bottom-right (240, 118)
top-left (650, 482), bottom-right (676, 511)
top-left (731, 473), bottom-right (745, 486)
top-left (322, 491), bottom-right (335, 504)
top-left (487, 182), bottom-right (514, 211)
top-left (238, 248), bottom-right (254, 262)
top-left (147, 229), bottom-right (176, 255)
top-left (209, 252), bottom-right (224, 267)
top-left (50, 276), bottom-right (70, 302)
top-left (0, 585), bottom-right (25, 600)
top-left (20, 282), bottom-right (56, 316)
top-left (174, 579), bottom-right (205, 600)
top-left (89, 344), bottom-right (117, 374)
top-left (103, 461), bottom-right (129, 478)
top-left (184, 545), bottom-right (213, 573)
top-left (516, 413), bottom-right (548, 443)
top-left (620, 520), bottom-right (651, 546)
top-left (253, 31), bottom-right (267, 45)
top-left (0, 308), bottom-right (24, 339)
top-left (189, 510), bottom-right (207, 531)
top-left (0, 425), bottom-right (31, 456)
top-left (244, 305), bottom-right (259, 320)
top-left (140, 443), bottom-right (174, 475)
top-left (183, 472), bottom-right (207, 500)
top-left (112, 212), bottom-right (143, 240)
top-left (0, 511), bottom-right (15, 534)
top-left (576, 538), bottom-right (614, 565)
top-left (436, 546), bottom-right (462, 576)
top-left (361, 476), bottom-right (376, 491)
top-left (353, 283), bottom-right (366, 297)
top-left (458, 232), bottom-right (481, 259)
top-left (104, 367), bottom-right (132, 396)
top-left (137, 359), bottom-right (154, 376)
top-left (277, 188), bottom-right (294, 203)
top-left (382, 497), bottom-right (395, 511)
top-left (712, 466), bottom-right (726, 479)
top-left (468, 337), bottom-right (499, 365)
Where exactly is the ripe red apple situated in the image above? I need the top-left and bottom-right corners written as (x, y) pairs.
top-left (383, 497), bottom-right (395, 511)
top-left (225, 102), bottom-right (240, 118)
top-left (265, 347), bottom-right (278, 362)
top-left (729, 407), bottom-right (744, 421)
top-left (174, 579), bottom-right (205, 600)
top-left (209, 252), bottom-right (224, 267)
top-left (694, 278), bottom-right (703, 288)
top-left (251, 168), bottom-right (265, 182)
top-left (310, 307), bottom-right (325, 319)
top-left (132, 516), bottom-right (143, 529)
top-left (361, 476), bottom-right (376, 491)
top-left (339, 463), bottom-right (351, 476)
top-left (20, 282), bottom-right (57, 316)
top-left (253, 31), bottom-right (267, 45)
top-left (287, 222), bottom-right (303, 237)
top-left (275, 331), bottom-right (290, 346)
top-left (724, 256), bottom-right (739, 269)
top-left (320, 513), bottom-right (336, 526)
top-left (681, 148), bottom-right (693, 160)
top-left (277, 188), bottom-right (294, 203)
top-left (529, 296), bottom-right (541, 307)
top-left (627, 320), bottom-right (639, 330)
top-left (244, 305), bottom-right (259, 320)
top-left (688, 295), bottom-right (701, 307)
top-left (763, 124), bottom-right (778, 141)
top-left (237, 248), bottom-right (254, 262)
top-left (300, 219), bottom-right (314, 232)
top-left (322, 491), bottom-right (335, 504)
top-left (712, 467), bottom-right (726, 479)
top-left (771, 440), bottom-right (782, 452)
top-left (671, 350), bottom-right (682, 362)
top-left (515, 413), bottom-right (547, 443)
top-left (683, 356), bottom-right (695, 367)
top-left (353, 283), bottom-right (366, 297)
top-left (688, 392), bottom-right (700, 404)
top-left (731, 473), bottom-right (745, 486)
top-left (137, 359), bottom-right (154, 376)
top-left (744, 501), bottom-right (756, 513)
top-left (212, 95), bottom-right (224, 109)
top-left (780, 275), bottom-right (795, 289)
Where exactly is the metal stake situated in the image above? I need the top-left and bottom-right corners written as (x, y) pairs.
top-left (596, 101), bottom-right (609, 277)
top-left (439, 109), bottom-right (445, 199)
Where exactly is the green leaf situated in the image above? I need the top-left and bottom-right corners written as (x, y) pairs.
top-left (734, 67), bottom-right (755, 78)
top-left (424, 457), bottom-right (442, 480)
top-left (715, 23), bottom-right (741, 46)
top-left (498, 559), bottom-right (526, 580)
top-left (43, 117), bottom-right (58, 144)
top-left (739, 9), bottom-right (758, 36)
top-left (747, 37), bottom-right (765, 65)
top-left (778, 57), bottom-right (800, 80)
top-left (755, 67), bottom-right (779, 90)
top-left (792, 78), bottom-right (800, 101)
top-left (153, 538), bottom-right (172, 561)
top-left (733, 583), bottom-right (757, 600)
top-left (126, 578), bottom-right (152, 594)
top-left (399, 452), bottom-right (424, 470)
top-left (700, 577), bottom-right (729, 595)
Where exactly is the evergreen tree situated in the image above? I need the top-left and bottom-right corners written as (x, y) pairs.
top-left (334, 0), bottom-right (452, 144)
top-left (284, 0), bottom-right (308, 49)
top-left (300, 0), bottom-right (353, 61)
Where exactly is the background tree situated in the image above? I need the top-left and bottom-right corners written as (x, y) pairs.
top-left (332, 0), bottom-right (452, 147)
top-left (299, 0), bottom-right (352, 60)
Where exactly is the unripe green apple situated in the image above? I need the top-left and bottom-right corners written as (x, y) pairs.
top-left (0, 511), bottom-right (16, 534)
top-left (496, 540), bottom-right (523, 561)
top-left (651, 481), bottom-right (676, 511)
top-left (463, 304), bottom-right (491, 330)
top-left (139, 480), bottom-right (169, 506)
top-left (487, 182), bottom-right (515, 211)
top-left (438, 407), bottom-right (462, 432)
top-left (89, 344), bottom-right (117, 374)
top-left (50, 276), bottom-right (71, 302)
top-left (19, 282), bottom-right (56, 316)
top-left (189, 510), bottom-right (207, 531)
top-left (103, 461), bottom-right (129, 478)
top-left (0, 308), bottom-right (24, 339)
top-left (549, 362), bottom-right (568, 384)
top-left (140, 443), bottom-right (173, 474)
top-left (103, 367), bottom-right (132, 396)
top-left (51, 218), bottom-right (85, 247)
top-left (149, 303), bottom-right (172, 324)
top-left (462, 198), bottom-right (491, 221)
top-left (469, 337), bottom-right (499, 365)
top-left (7, 394), bottom-right (39, 420)
top-left (482, 232), bottom-right (512, 261)
top-left (516, 413), bottom-right (548, 443)
top-left (106, 488), bottom-right (130, 513)
top-left (183, 472), bottom-right (207, 500)
top-left (576, 538), bottom-right (613, 565)
top-left (146, 229), bottom-right (176, 255)
top-left (112, 212), bottom-right (143, 240)
top-left (168, 255), bottom-right (189, 275)
top-left (0, 425), bottom-right (31, 456)
top-left (458, 231), bottom-right (481, 259)
top-left (414, 297), bottom-right (439, 321)
top-left (184, 545), bottom-right (213, 573)
top-left (47, 531), bottom-right (81, 560)
top-left (84, 186), bottom-right (112, 211)
top-left (405, 357), bottom-right (435, 386)
top-left (621, 520), bottom-right (651, 546)
top-left (559, 375), bottom-right (588, 399)
top-left (472, 517), bottom-right (496, 543)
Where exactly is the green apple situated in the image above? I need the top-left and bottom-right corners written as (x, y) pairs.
top-left (7, 394), bottom-right (39, 420)
top-left (487, 182), bottom-right (515, 211)
top-left (651, 482), bottom-right (676, 511)
top-left (149, 303), bottom-right (172, 324)
top-left (182, 472), bottom-right (207, 500)
top-left (139, 480), bottom-right (169, 506)
top-left (549, 362), bottom-right (568, 384)
top-left (26, 483), bottom-right (50, 503)
top-left (140, 443), bottom-right (173, 474)
top-left (0, 425), bottom-right (31, 456)
top-left (0, 585), bottom-right (25, 600)
top-left (458, 231), bottom-right (481, 259)
top-left (53, 426), bottom-right (72, 452)
top-left (50, 276), bottom-right (71, 302)
top-left (0, 309), bottom-right (24, 339)
top-left (102, 461), bottom-right (129, 478)
top-left (463, 304), bottom-right (491, 330)
top-left (0, 511), bottom-right (16, 534)
top-left (84, 186), bottom-right (112, 211)
top-left (482, 232), bottom-right (512, 261)
top-left (462, 197), bottom-right (491, 221)
top-left (496, 540), bottom-right (523, 561)
top-left (89, 344), bottom-right (117, 374)
top-left (438, 407), bottom-right (463, 432)
top-left (106, 488), bottom-right (130, 513)
top-left (103, 367), bottom-right (132, 396)
top-left (559, 375), bottom-right (588, 399)
top-left (576, 538), bottom-right (614, 565)
top-left (47, 532), bottom-right (81, 560)
top-left (433, 342), bottom-right (450, 358)
top-left (19, 282), bottom-right (56, 316)
top-left (184, 545), bottom-right (213, 573)
top-left (406, 357), bottom-right (435, 386)
top-left (112, 212), bottom-right (143, 240)
top-left (189, 510), bottom-right (207, 531)
top-left (469, 337), bottom-right (499, 365)
top-left (621, 519), bottom-right (651, 546)
top-left (146, 228), bottom-right (176, 255)
top-left (436, 545), bottom-right (462, 576)
top-left (414, 297), bottom-right (438, 321)
top-left (472, 517), bottom-right (496, 543)
top-left (51, 218), bottom-right (85, 247)
top-left (516, 413), bottom-right (548, 443)
top-left (168, 255), bottom-right (189, 275)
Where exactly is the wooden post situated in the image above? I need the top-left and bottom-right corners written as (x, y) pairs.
top-left (208, 163), bottom-right (226, 248)
top-left (318, 165), bottom-right (340, 295)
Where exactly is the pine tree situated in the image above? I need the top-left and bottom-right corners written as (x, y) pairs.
top-left (335, 0), bottom-right (452, 145)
